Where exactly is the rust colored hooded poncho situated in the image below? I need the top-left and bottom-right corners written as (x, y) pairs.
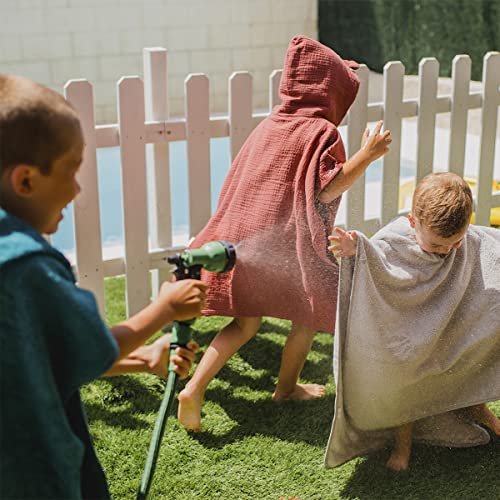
top-left (190, 36), bottom-right (360, 332)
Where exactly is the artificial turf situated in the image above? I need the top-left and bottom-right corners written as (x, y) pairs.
top-left (82, 276), bottom-right (500, 499)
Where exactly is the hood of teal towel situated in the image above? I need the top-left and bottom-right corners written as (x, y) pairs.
top-left (0, 207), bottom-right (58, 267)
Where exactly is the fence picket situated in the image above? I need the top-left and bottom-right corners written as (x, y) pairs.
top-left (269, 69), bottom-right (282, 111)
top-left (143, 47), bottom-right (172, 297)
top-left (416, 58), bottom-right (439, 183)
top-left (381, 61), bottom-right (404, 224)
top-left (229, 72), bottom-right (253, 161)
top-left (185, 74), bottom-right (211, 238)
top-left (117, 77), bottom-right (150, 315)
top-left (345, 65), bottom-right (369, 231)
top-left (448, 55), bottom-right (471, 176)
top-left (64, 80), bottom-right (105, 315)
top-left (476, 52), bottom-right (500, 225)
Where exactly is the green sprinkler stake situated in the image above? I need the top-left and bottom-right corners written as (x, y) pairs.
top-left (137, 240), bottom-right (236, 500)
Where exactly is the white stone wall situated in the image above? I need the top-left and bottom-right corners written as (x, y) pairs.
top-left (0, 0), bottom-right (317, 123)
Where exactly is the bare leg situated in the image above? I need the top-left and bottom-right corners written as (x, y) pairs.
top-left (177, 317), bottom-right (261, 431)
top-left (387, 422), bottom-right (413, 471)
top-left (272, 322), bottom-right (325, 401)
top-left (467, 404), bottom-right (500, 435)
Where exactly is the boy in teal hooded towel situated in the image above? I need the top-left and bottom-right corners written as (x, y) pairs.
top-left (0, 74), bottom-right (207, 499)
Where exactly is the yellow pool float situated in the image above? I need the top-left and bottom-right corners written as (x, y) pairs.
top-left (398, 176), bottom-right (500, 226)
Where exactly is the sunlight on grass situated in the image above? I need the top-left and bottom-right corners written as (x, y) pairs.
top-left (232, 386), bottom-right (270, 401)
top-left (198, 400), bottom-right (239, 436)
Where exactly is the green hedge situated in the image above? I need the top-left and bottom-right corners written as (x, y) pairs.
top-left (319, 0), bottom-right (499, 80)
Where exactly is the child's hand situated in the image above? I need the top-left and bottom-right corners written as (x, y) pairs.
top-left (129, 335), bottom-right (200, 379)
top-left (159, 279), bottom-right (207, 321)
top-left (328, 227), bottom-right (358, 258)
top-left (170, 340), bottom-right (200, 379)
top-left (360, 120), bottom-right (391, 162)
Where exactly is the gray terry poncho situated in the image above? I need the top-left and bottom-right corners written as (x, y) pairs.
top-left (326, 217), bottom-right (500, 467)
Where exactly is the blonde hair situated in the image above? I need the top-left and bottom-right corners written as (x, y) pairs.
top-left (412, 172), bottom-right (473, 238)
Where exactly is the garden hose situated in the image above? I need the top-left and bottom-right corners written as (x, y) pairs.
top-left (137, 241), bottom-right (236, 499)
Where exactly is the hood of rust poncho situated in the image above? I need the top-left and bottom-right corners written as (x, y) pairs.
top-left (190, 36), bottom-right (359, 331)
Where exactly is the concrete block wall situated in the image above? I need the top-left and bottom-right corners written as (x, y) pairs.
top-left (0, 0), bottom-right (318, 123)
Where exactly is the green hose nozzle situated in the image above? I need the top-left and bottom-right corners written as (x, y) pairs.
top-left (168, 240), bottom-right (236, 280)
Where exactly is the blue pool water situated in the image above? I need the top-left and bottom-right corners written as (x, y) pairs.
top-left (52, 138), bottom-right (232, 253)
top-left (51, 137), bottom-right (415, 254)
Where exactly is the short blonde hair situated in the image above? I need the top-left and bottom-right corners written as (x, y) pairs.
top-left (412, 172), bottom-right (473, 237)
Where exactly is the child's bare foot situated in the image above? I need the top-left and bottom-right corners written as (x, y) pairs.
top-left (490, 422), bottom-right (500, 435)
top-left (386, 451), bottom-right (410, 472)
top-left (387, 422), bottom-right (413, 471)
top-left (488, 417), bottom-right (500, 435)
top-left (177, 387), bottom-right (202, 432)
top-left (470, 404), bottom-right (500, 435)
top-left (272, 383), bottom-right (326, 401)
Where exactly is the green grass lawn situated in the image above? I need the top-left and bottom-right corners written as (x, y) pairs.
top-left (83, 276), bottom-right (500, 499)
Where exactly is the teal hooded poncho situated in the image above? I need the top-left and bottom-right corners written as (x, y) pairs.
top-left (0, 208), bottom-right (118, 499)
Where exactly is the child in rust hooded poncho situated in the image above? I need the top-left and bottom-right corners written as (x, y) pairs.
top-left (178, 36), bottom-right (391, 431)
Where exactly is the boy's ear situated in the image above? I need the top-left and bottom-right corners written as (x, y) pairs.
top-left (407, 213), bottom-right (416, 228)
top-left (9, 164), bottom-right (39, 197)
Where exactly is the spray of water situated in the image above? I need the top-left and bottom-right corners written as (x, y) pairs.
top-left (214, 217), bottom-right (339, 328)
top-left (231, 220), bottom-right (335, 293)
top-left (233, 224), bottom-right (293, 270)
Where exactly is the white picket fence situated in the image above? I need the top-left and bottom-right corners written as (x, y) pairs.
top-left (62, 48), bottom-right (500, 317)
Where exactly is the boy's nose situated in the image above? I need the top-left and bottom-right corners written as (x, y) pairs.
top-left (436, 245), bottom-right (452, 254)
top-left (439, 241), bottom-right (462, 254)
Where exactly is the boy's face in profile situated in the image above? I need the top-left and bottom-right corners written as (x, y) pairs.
top-left (33, 130), bottom-right (83, 234)
top-left (408, 214), bottom-right (468, 255)
top-left (6, 127), bottom-right (85, 235)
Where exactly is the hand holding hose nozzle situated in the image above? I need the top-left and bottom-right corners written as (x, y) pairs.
top-left (163, 240), bottom-right (235, 372)
top-left (137, 240), bottom-right (236, 500)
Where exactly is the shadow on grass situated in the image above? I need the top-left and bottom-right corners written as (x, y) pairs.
top-left (85, 401), bottom-right (149, 430)
top-left (339, 435), bottom-right (500, 499)
top-left (84, 375), bottom-right (167, 429)
top-left (85, 317), bottom-right (335, 444)
top-left (185, 318), bottom-right (336, 448)
top-left (191, 388), bottom-right (336, 449)
top-left (168, 317), bottom-right (331, 392)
